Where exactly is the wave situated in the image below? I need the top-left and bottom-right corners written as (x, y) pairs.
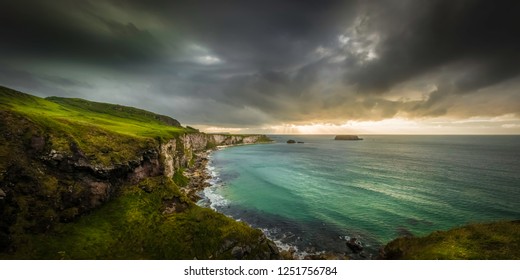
top-left (196, 154), bottom-right (229, 210)
top-left (259, 227), bottom-right (324, 260)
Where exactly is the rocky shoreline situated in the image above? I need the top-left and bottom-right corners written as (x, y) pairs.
top-left (181, 145), bottom-right (353, 260)
top-left (181, 150), bottom-right (212, 201)
top-left (181, 144), bottom-right (261, 201)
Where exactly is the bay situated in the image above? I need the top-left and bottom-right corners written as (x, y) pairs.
top-left (199, 135), bottom-right (520, 258)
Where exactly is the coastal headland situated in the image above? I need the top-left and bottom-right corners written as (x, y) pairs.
top-left (0, 85), bottom-right (278, 259)
top-left (1, 85), bottom-right (518, 260)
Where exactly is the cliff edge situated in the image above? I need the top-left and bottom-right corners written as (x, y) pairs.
top-left (0, 85), bottom-right (278, 259)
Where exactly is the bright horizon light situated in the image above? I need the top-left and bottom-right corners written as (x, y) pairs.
top-left (194, 115), bottom-right (520, 135)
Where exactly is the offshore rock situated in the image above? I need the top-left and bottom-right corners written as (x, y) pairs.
top-left (334, 135), bottom-right (363, 140)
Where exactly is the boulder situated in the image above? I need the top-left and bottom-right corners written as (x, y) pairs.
top-left (287, 139), bottom-right (296, 144)
top-left (346, 237), bottom-right (364, 253)
top-left (231, 245), bottom-right (251, 259)
top-left (267, 240), bottom-right (280, 255)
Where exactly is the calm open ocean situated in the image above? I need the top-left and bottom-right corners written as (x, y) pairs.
top-left (199, 135), bottom-right (520, 258)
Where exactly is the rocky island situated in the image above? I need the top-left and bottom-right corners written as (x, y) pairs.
top-left (334, 135), bottom-right (363, 140)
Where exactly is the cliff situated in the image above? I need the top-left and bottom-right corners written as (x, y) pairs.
top-left (0, 85), bottom-right (277, 259)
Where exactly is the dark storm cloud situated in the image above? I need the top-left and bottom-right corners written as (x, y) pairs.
top-left (0, 65), bottom-right (92, 98)
top-left (346, 0), bottom-right (520, 95)
top-left (1, 0), bottom-right (519, 128)
top-left (0, 1), bottom-right (166, 69)
top-left (110, 0), bottom-right (353, 69)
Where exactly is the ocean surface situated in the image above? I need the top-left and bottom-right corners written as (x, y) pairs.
top-left (198, 135), bottom-right (520, 258)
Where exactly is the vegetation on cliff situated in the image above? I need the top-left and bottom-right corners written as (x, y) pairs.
top-left (2, 177), bottom-right (276, 259)
top-left (0, 85), bottom-right (277, 259)
top-left (381, 220), bottom-right (520, 260)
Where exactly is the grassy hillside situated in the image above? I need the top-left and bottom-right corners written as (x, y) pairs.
top-left (0, 85), bottom-right (278, 259)
top-left (0, 86), bottom-right (192, 139)
top-left (382, 220), bottom-right (520, 259)
top-left (2, 177), bottom-right (272, 259)
top-left (0, 86), bottom-right (193, 167)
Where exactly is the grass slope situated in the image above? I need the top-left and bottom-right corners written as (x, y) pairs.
top-left (1, 177), bottom-right (269, 260)
top-left (0, 86), bottom-right (191, 140)
top-left (383, 220), bottom-right (520, 259)
top-left (0, 86), bottom-right (194, 166)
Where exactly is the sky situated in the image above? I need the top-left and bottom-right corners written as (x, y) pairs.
top-left (1, 0), bottom-right (520, 134)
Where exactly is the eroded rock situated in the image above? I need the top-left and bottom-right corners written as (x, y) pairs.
top-left (87, 180), bottom-right (110, 207)
top-left (346, 237), bottom-right (364, 253)
top-left (30, 136), bottom-right (45, 151)
top-left (162, 196), bottom-right (188, 214)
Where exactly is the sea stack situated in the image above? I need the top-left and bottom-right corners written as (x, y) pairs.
top-left (334, 135), bottom-right (363, 140)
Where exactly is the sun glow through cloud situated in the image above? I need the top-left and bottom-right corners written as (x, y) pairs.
top-left (196, 115), bottom-right (520, 135)
top-left (1, 1), bottom-right (519, 135)
top-left (196, 55), bottom-right (222, 65)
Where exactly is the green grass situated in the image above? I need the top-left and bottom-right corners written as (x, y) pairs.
top-left (0, 86), bottom-right (191, 166)
top-left (0, 177), bottom-right (269, 259)
top-left (255, 135), bottom-right (274, 143)
top-left (172, 168), bottom-right (190, 187)
top-left (382, 220), bottom-right (520, 259)
top-left (0, 86), bottom-right (187, 141)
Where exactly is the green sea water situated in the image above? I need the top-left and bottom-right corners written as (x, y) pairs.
top-left (200, 135), bottom-right (520, 258)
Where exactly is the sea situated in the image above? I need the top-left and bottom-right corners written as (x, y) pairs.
top-left (198, 135), bottom-right (520, 258)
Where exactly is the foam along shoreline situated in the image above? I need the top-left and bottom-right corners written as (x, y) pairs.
top-left (181, 135), bottom-right (273, 201)
top-left (196, 148), bottom-right (324, 259)
top-left (191, 142), bottom-right (351, 260)
top-left (186, 140), bottom-right (268, 206)
top-left (195, 152), bottom-right (229, 211)
top-left (195, 152), bottom-right (311, 259)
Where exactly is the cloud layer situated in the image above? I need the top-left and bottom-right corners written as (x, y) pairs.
top-left (1, 0), bottom-right (519, 132)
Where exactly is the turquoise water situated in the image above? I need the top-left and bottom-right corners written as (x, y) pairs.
top-left (200, 135), bottom-right (520, 257)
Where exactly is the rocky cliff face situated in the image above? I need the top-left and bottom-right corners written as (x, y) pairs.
top-left (161, 133), bottom-right (267, 178)
top-left (0, 87), bottom-right (277, 259)
top-left (0, 116), bottom-right (269, 253)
